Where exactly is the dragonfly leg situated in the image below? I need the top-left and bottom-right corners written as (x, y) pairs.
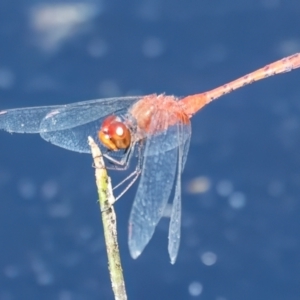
top-left (99, 170), bottom-right (140, 213)
top-left (114, 169), bottom-right (141, 201)
top-left (113, 170), bottom-right (140, 191)
top-left (113, 143), bottom-right (143, 201)
top-left (102, 142), bottom-right (135, 170)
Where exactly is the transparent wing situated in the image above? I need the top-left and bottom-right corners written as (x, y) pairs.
top-left (0, 96), bottom-right (140, 133)
top-left (168, 122), bottom-right (191, 263)
top-left (0, 96), bottom-right (141, 153)
top-left (182, 123), bottom-right (192, 169)
top-left (143, 119), bottom-right (191, 156)
top-left (0, 104), bottom-right (64, 133)
top-left (39, 96), bottom-right (140, 132)
top-left (128, 109), bottom-right (191, 259)
top-left (41, 117), bottom-right (106, 153)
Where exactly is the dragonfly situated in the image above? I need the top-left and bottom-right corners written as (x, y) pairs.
top-left (0, 53), bottom-right (299, 263)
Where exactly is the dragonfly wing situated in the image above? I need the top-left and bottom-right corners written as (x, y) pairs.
top-left (182, 126), bottom-right (191, 169)
top-left (0, 105), bottom-right (63, 133)
top-left (128, 111), bottom-right (179, 259)
top-left (168, 157), bottom-right (182, 264)
top-left (39, 96), bottom-right (140, 132)
top-left (40, 118), bottom-right (104, 153)
top-left (168, 122), bottom-right (191, 263)
top-left (39, 97), bottom-right (140, 153)
top-left (0, 96), bottom-right (140, 133)
top-left (0, 97), bottom-right (140, 153)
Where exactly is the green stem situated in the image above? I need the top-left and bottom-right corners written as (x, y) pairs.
top-left (88, 137), bottom-right (127, 300)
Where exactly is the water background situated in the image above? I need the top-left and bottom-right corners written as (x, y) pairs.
top-left (0, 1), bottom-right (300, 299)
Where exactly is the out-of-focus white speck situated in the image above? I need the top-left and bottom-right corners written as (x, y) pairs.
top-left (267, 180), bottom-right (285, 197)
top-left (142, 37), bottom-right (165, 58)
top-left (228, 191), bottom-right (246, 209)
top-left (186, 176), bottom-right (211, 194)
top-left (216, 180), bottom-right (233, 197)
top-left (261, 0), bottom-right (281, 9)
top-left (58, 290), bottom-right (73, 300)
top-left (36, 271), bottom-right (54, 286)
top-left (188, 281), bottom-right (203, 297)
top-left (78, 225), bottom-right (94, 241)
top-left (200, 251), bottom-right (217, 266)
top-left (0, 68), bottom-right (14, 89)
top-left (30, 255), bottom-right (54, 286)
top-left (126, 89), bottom-right (143, 96)
top-left (41, 180), bottom-right (59, 200)
top-left (48, 202), bottom-right (72, 218)
top-left (276, 38), bottom-right (300, 56)
top-left (87, 38), bottom-right (108, 58)
top-left (192, 44), bottom-right (228, 69)
top-left (18, 178), bottom-right (37, 200)
top-left (30, 3), bottom-right (101, 52)
top-left (3, 265), bottom-right (20, 279)
top-left (98, 80), bottom-right (121, 97)
top-left (135, 0), bottom-right (161, 21)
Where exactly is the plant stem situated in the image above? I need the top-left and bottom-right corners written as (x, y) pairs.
top-left (88, 137), bottom-right (127, 300)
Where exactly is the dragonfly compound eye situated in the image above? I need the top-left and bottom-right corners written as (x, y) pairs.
top-left (99, 115), bottom-right (131, 151)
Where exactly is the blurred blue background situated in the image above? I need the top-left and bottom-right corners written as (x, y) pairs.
top-left (0, 0), bottom-right (300, 299)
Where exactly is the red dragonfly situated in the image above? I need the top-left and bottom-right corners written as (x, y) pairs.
top-left (0, 53), bottom-right (299, 263)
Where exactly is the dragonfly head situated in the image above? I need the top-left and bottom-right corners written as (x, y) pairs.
top-left (99, 115), bottom-right (131, 151)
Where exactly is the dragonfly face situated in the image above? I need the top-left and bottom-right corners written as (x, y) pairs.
top-left (98, 115), bottom-right (132, 151)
